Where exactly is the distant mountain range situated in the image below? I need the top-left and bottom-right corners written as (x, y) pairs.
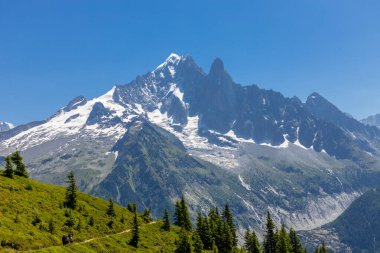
top-left (1, 53), bottom-right (380, 243)
top-left (0, 122), bottom-right (14, 132)
top-left (362, 113), bottom-right (380, 128)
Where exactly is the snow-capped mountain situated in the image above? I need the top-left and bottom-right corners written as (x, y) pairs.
top-left (0, 122), bottom-right (14, 132)
top-left (1, 53), bottom-right (380, 237)
top-left (362, 113), bottom-right (380, 128)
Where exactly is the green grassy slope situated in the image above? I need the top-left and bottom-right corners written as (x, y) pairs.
top-left (0, 173), bottom-right (188, 252)
top-left (30, 221), bottom-right (181, 253)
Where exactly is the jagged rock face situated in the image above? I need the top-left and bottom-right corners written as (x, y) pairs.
top-left (113, 55), bottom-right (378, 160)
top-left (305, 93), bottom-right (380, 152)
top-left (1, 53), bottom-right (380, 240)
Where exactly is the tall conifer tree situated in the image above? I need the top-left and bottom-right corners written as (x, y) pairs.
top-left (4, 156), bottom-right (14, 178)
top-left (175, 229), bottom-right (193, 253)
top-left (264, 211), bottom-right (277, 253)
top-left (289, 228), bottom-right (303, 253)
top-left (181, 195), bottom-right (192, 231)
top-left (193, 231), bottom-right (204, 253)
top-left (11, 151), bottom-right (28, 178)
top-left (162, 208), bottom-right (171, 231)
top-left (106, 198), bottom-right (116, 217)
top-left (276, 224), bottom-right (292, 253)
top-left (245, 229), bottom-right (261, 253)
top-left (65, 171), bottom-right (78, 209)
top-left (222, 204), bottom-right (237, 246)
top-left (129, 210), bottom-right (139, 247)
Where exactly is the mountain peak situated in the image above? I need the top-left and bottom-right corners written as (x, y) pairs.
top-left (0, 122), bottom-right (14, 132)
top-left (166, 53), bottom-right (181, 62)
top-left (307, 92), bottom-right (324, 101)
top-left (154, 53), bottom-right (183, 71)
top-left (63, 96), bottom-right (87, 112)
top-left (209, 57), bottom-right (225, 75)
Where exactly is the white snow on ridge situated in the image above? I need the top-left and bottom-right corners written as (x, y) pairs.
top-left (168, 83), bottom-right (184, 101)
top-left (2, 87), bottom-right (128, 151)
top-left (260, 135), bottom-right (289, 149)
top-left (225, 130), bottom-right (255, 144)
top-left (0, 122), bottom-right (15, 132)
top-left (147, 109), bottom-right (241, 168)
top-left (5, 122), bottom-right (14, 129)
top-left (154, 53), bottom-right (182, 72)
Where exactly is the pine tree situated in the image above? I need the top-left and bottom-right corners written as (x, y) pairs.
top-left (64, 171), bottom-right (78, 209)
top-left (196, 213), bottom-right (213, 250)
top-left (289, 228), bottom-right (303, 253)
top-left (174, 195), bottom-right (192, 231)
top-left (106, 198), bottom-right (116, 217)
top-left (11, 151), bottom-right (28, 178)
top-left (127, 203), bottom-right (136, 212)
top-left (193, 231), bottom-right (204, 253)
top-left (219, 222), bottom-right (233, 253)
top-left (222, 204), bottom-right (237, 246)
top-left (4, 156), bottom-right (14, 178)
top-left (209, 209), bottom-right (218, 236)
top-left (264, 211), bottom-right (277, 253)
top-left (181, 195), bottom-right (192, 231)
top-left (175, 229), bottom-right (193, 253)
top-left (244, 229), bottom-right (261, 253)
top-left (276, 224), bottom-right (292, 253)
top-left (174, 201), bottom-right (182, 226)
top-left (162, 209), bottom-right (171, 231)
top-left (129, 210), bottom-right (139, 247)
top-left (202, 218), bottom-right (213, 249)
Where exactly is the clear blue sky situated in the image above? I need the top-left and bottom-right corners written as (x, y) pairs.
top-left (1, 0), bottom-right (380, 125)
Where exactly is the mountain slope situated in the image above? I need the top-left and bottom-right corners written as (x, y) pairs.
top-left (299, 188), bottom-right (380, 253)
top-left (0, 174), bottom-right (135, 251)
top-left (91, 118), bottom-right (246, 220)
top-left (305, 92), bottom-right (380, 155)
top-left (0, 173), bottom-right (186, 252)
top-left (30, 221), bottom-right (182, 253)
top-left (326, 188), bottom-right (380, 252)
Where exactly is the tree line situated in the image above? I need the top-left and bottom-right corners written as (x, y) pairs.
top-left (162, 195), bottom-right (327, 253)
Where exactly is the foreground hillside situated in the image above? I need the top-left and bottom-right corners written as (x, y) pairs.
top-left (0, 173), bottom-right (179, 252)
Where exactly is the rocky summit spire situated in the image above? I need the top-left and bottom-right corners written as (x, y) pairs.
top-left (209, 57), bottom-right (225, 76)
